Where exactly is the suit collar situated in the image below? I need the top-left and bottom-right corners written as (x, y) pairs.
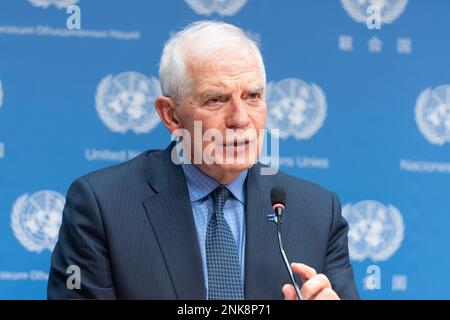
top-left (144, 142), bottom-right (183, 193)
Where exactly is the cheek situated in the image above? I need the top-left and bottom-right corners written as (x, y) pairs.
top-left (196, 112), bottom-right (226, 132)
top-left (179, 108), bottom-right (211, 130)
top-left (251, 106), bottom-right (267, 129)
top-left (261, 106), bottom-right (267, 124)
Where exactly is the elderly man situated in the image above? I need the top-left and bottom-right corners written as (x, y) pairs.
top-left (48, 21), bottom-right (359, 300)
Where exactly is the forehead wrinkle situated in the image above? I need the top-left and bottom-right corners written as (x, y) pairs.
top-left (197, 71), bottom-right (263, 89)
top-left (186, 50), bottom-right (260, 75)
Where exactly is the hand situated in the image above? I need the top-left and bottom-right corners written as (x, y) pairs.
top-left (282, 263), bottom-right (340, 300)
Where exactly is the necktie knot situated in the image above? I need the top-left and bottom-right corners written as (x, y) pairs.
top-left (212, 185), bottom-right (231, 214)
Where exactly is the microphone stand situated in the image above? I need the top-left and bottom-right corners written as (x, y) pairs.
top-left (268, 207), bottom-right (303, 300)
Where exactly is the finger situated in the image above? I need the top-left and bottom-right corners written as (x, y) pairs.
top-left (313, 288), bottom-right (340, 300)
top-left (300, 274), bottom-right (332, 300)
top-left (291, 263), bottom-right (317, 282)
top-left (282, 284), bottom-right (298, 300)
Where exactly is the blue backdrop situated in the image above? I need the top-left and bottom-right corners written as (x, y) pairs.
top-left (1, 0), bottom-right (450, 299)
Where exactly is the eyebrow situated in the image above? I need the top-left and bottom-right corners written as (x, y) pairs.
top-left (199, 86), bottom-right (264, 98)
top-left (246, 87), bottom-right (264, 93)
top-left (200, 90), bottom-right (229, 99)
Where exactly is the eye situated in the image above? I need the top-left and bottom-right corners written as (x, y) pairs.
top-left (204, 95), bottom-right (226, 106)
top-left (246, 92), bottom-right (262, 101)
top-left (207, 97), bottom-right (221, 105)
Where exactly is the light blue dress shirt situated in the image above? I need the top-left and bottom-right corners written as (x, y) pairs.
top-left (181, 163), bottom-right (247, 298)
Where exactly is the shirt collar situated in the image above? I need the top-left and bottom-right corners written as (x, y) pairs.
top-left (181, 163), bottom-right (247, 204)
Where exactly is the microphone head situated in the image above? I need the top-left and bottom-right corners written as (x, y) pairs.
top-left (271, 186), bottom-right (286, 210)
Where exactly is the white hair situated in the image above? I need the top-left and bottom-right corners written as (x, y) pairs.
top-left (159, 21), bottom-right (266, 101)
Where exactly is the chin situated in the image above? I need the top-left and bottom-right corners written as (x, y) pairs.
top-left (217, 156), bottom-right (258, 173)
top-left (220, 162), bottom-right (253, 172)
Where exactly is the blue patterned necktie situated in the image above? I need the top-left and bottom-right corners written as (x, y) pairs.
top-left (206, 185), bottom-right (244, 300)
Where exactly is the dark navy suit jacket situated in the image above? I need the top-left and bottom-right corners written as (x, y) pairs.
top-left (48, 144), bottom-right (359, 299)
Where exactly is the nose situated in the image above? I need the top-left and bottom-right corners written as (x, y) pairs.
top-left (225, 96), bottom-right (250, 129)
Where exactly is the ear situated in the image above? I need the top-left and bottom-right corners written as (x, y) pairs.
top-left (154, 96), bottom-right (182, 133)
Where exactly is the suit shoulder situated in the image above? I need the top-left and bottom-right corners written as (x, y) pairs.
top-left (79, 148), bottom-right (162, 187)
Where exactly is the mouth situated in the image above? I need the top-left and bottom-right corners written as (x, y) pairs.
top-left (223, 140), bottom-right (251, 148)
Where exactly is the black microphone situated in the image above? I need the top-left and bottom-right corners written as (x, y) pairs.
top-left (271, 186), bottom-right (286, 219)
top-left (269, 186), bottom-right (303, 300)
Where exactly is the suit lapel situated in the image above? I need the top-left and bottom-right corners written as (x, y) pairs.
top-left (244, 164), bottom-right (285, 299)
top-left (142, 145), bottom-right (205, 299)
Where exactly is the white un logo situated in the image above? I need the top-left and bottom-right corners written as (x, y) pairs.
top-left (185, 0), bottom-right (247, 16)
top-left (28, 0), bottom-right (78, 9)
top-left (95, 71), bottom-right (161, 134)
top-left (415, 84), bottom-right (450, 146)
top-left (11, 190), bottom-right (65, 253)
top-left (342, 200), bottom-right (404, 262)
top-left (341, 0), bottom-right (408, 24)
top-left (265, 78), bottom-right (327, 140)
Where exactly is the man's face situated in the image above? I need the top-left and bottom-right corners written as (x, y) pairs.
top-left (175, 49), bottom-right (267, 179)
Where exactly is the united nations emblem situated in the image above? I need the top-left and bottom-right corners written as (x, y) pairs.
top-left (341, 0), bottom-right (409, 24)
top-left (28, 0), bottom-right (79, 9)
top-left (95, 72), bottom-right (161, 134)
top-left (11, 190), bottom-right (65, 253)
top-left (265, 78), bottom-right (327, 140)
top-left (185, 0), bottom-right (247, 16)
top-left (415, 85), bottom-right (450, 146)
top-left (342, 200), bottom-right (404, 262)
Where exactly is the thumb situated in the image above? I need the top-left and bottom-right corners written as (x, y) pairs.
top-left (291, 263), bottom-right (317, 282)
top-left (282, 284), bottom-right (298, 300)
